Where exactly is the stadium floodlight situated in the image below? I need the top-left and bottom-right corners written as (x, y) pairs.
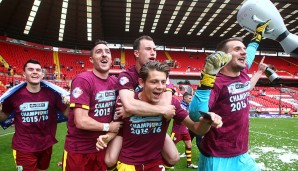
top-left (86, 0), bottom-right (92, 41)
top-left (187, 1), bottom-right (214, 35)
top-left (174, 1), bottom-right (197, 34)
top-left (23, 0), bottom-right (41, 34)
top-left (139, 1), bottom-right (150, 32)
top-left (125, 1), bottom-right (132, 32)
top-left (196, 1), bottom-right (228, 36)
top-left (58, 0), bottom-right (69, 41)
top-left (165, 1), bottom-right (183, 34)
top-left (151, 0), bottom-right (165, 33)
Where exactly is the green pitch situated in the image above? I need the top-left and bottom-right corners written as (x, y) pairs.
top-left (0, 118), bottom-right (297, 171)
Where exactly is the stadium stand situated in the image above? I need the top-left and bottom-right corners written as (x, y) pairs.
top-left (0, 39), bottom-right (298, 114)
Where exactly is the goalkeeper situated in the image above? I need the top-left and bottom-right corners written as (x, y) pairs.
top-left (189, 21), bottom-right (271, 171)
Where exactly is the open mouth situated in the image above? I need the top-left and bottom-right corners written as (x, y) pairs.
top-left (152, 92), bottom-right (162, 98)
top-left (101, 59), bottom-right (108, 64)
top-left (149, 57), bottom-right (155, 61)
top-left (238, 57), bottom-right (246, 63)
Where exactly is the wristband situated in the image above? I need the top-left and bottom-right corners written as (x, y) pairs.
top-left (103, 123), bottom-right (110, 132)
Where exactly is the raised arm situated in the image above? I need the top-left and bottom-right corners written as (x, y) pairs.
top-left (250, 56), bottom-right (267, 90)
top-left (246, 20), bottom-right (271, 69)
top-left (189, 52), bottom-right (232, 122)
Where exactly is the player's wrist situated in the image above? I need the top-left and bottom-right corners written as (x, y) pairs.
top-left (201, 118), bottom-right (213, 126)
top-left (250, 33), bottom-right (262, 43)
top-left (103, 123), bottom-right (110, 132)
top-left (197, 73), bottom-right (216, 89)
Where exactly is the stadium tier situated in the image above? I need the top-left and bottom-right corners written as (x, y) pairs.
top-left (1, 40), bottom-right (298, 77)
top-left (0, 39), bottom-right (298, 114)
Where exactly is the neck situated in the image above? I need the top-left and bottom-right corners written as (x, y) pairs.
top-left (26, 83), bottom-right (41, 93)
top-left (136, 62), bottom-right (142, 74)
top-left (138, 92), bottom-right (144, 101)
top-left (220, 67), bottom-right (240, 77)
top-left (93, 69), bottom-right (109, 79)
top-left (182, 100), bottom-right (188, 104)
top-left (138, 92), bottom-right (150, 103)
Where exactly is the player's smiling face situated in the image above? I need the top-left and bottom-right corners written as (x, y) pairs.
top-left (24, 63), bottom-right (43, 85)
top-left (90, 43), bottom-right (112, 73)
top-left (135, 39), bottom-right (156, 66)
top-left (225, 40), bottom-right (247, 71)
top-left (139, 70), bottom-right (166, 104)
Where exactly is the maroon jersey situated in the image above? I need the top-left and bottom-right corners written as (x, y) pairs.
top-left (171, 101), bottom-right (189, 134)
top-left (116, 65), bottom-right (174, 93)
top-left (201, 66), bottom-right (251, 157)
top-left (2, 86), bottom-right (67, 152)
top-left (172, 120), bottom-right (188, 134)
top-left (116, 65), bottom-right (141, 92)
top-left (118, 93), bottom-right (188, 165)
top-left (65, 71), bottom-right (117, 154)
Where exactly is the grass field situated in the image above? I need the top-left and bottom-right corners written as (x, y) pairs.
top-left (0, 118), bottom-right (297, 171)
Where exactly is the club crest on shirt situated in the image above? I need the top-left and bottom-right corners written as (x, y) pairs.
top-left (72, 87), bottom-right (83, 98)
top-left (119, 76), bottom-right (129, 86)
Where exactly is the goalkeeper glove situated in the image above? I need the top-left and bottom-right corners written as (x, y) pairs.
top-left (251, 19), bottom-right (271, 43)
top-left (198, 51), bottom-right (232, 89)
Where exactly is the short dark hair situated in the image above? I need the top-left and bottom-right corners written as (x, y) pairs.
top-left (133, 35), bottom-right (154, 50)
top-left (139, 61), bottom-right (170, 82)
top-left (91, 39), bottom-right (109, 55)
top-left (183, 92), bottom-right (192, 99)
top-left (216, 37), bottom-right (243, 52)
top-left (23, 59), bottom-right (41, 71)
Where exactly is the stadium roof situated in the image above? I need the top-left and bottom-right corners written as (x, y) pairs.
top-left (0, 0), bottom-right (297, 52)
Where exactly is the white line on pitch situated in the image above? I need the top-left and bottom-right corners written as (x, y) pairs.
top-left (0, 132), bottom-right (15, 137)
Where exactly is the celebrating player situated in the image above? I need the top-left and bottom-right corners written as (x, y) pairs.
top-left (104, 35), bottom-right (178, 170)
top-left (97, 61), bottom-right (222, 170)
top-left (189, 20), bottom-right (271, 171)
top-left (170, 92), bottom-right (198, 169)
top-left (0, 59), bottom-right (70, 171)
top-left (62, 40), bottom-right (121, 171)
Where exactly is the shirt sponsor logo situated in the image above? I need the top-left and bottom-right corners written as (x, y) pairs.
top-left (19, 102), bottom-right (49, 111)
top-left (119, 76), bottom-right (129, 86)
top-left (227, 81), bottom-right (250, 95)
top-left (129, 115), bottom-right (162, 123)
top-left (228, 81), bottom-right (250, 112)
top-left (72, 87), bottom-right (83, 98)
top-left (95, 90), bottom-right (116, 102)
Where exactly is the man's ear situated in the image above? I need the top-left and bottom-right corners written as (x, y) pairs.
top-left (134, 50), bottom-right (139, 59)
top-left (41, 72), bottom-right (45, 79)
top-left (138, 78), bottom-right (144, 87)
top-left (89, 56), bottom-right (93, 64)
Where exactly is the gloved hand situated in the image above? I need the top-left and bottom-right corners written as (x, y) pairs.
top-left (251, 19), bottom-right (271, 43)
top-left (198, 51), bottom-right (232, 89)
